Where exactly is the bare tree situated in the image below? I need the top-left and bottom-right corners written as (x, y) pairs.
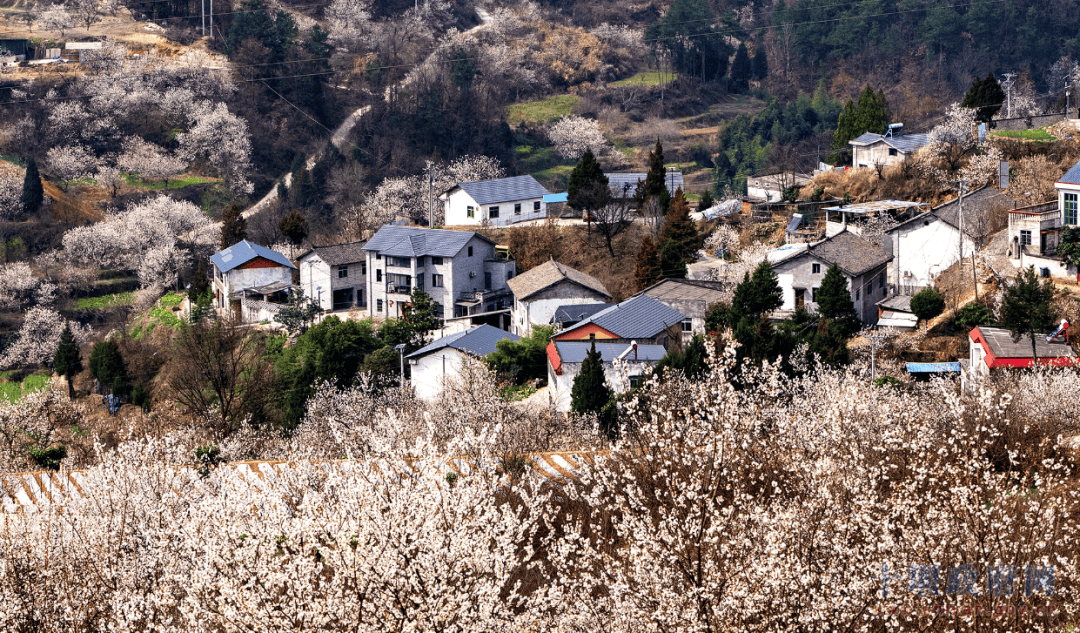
top-left (591, 183), bottom-right (634, 257)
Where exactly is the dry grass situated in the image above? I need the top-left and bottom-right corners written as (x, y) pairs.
top-left (43, 181), bottom-right (103, 225)
top-left (805, 159), bottom-right (948, 206)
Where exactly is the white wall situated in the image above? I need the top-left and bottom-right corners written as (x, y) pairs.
top-left (299, 255), bottom-right (334, 310)
top-left (890, 218), bottom-right (971, 294)
top-left (548, 359), bottom-right (657, 412)
top-left (411, 348), bottom-right (468, 402)
top-left (443, 189), bottom-right (546, 227)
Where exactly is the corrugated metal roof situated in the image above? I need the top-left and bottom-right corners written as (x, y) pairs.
top-left (363, 226), bottom-right (489, 258)
top-left (823, 200), bottom-right (927, 214)
top-left (550, 303), bottom-right (614, 324)
top-left (455, 176), bottom-right (550, 205)
top-left (559, 295), bottom-right (687, 340)
top-left (973, 326), bottom-right (1077, 360)
top-left (407, 324), bottom-right (519, 359)
top-left (876, 294), bottom-right (913, 311)
top-left (507, 260), bottom-right (611, 301)
top-left (848, 131), bottom-right (931, 154)
top-left (297, 241), bottom-right (367, 266)
top-left (211, 240), bottom-right (296, 273)
top-left (1057, 159), bottom-right (1080, 185)
top-left (553, 341), bottom-right (667, 363)
top-left (906, 362), bottom-right (961, 373)
top-left (605, 172), bottom-right (683, 196)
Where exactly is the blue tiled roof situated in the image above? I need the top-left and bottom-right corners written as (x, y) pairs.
top-left (211, 240), bottom-right (295, 273)
top-left (363, 226), bottom-right (490, 258)
top-left (550, 303), bottom-right (614, 324)
top-left (1057, 159), bottom-right (1080, 185)
top-left (553, 341), bottom-right (668, 364)
top-left (407, 324), bottom-right (519, 359)
top-left (906, 362), bottom-right (961, 373)
top-left (456, 176), bottom-right (550, 206)
top-left (560, 295), bottom-right (687, 340)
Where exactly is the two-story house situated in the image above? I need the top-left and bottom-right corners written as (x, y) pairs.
top-left (441, 175), bottom-right (550, 227)
top-left (210, 240), bottom-right (296, 321)
top-left (771, 231), bottom-right (892, 324)
top-left (506, 259), bottom-right (612, 336)
top-left (297, 241), bottom-right (368, 312)
top-left (362, 226), bottom-right (516, 322)
top-left (1007, 158), bottom-right (1080, 279)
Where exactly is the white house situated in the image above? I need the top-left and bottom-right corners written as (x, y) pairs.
top-left (210, 240), bottom-right (296, 322)
top-left (362, 225), bottom-right (515, 322)
top-left (441, 175), bottom-right (550, 227)
top-left (297, 241), bottom-right (368, 313)
top-left (406, 324), bottom-right (519, 401)
top-left (506, 260), bottom-right (612, 336)
top-left (848, 124), bottom-right (930, 168)
top-left (1007, 158), bottom-right (1080, 280)
top-left (546, 341), bottom-right (667, 412)
top-left (771, 231), bottom-right (892, 324)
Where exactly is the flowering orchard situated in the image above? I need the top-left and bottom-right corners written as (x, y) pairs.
top-left (1, 343), bottom-right (1079, 631)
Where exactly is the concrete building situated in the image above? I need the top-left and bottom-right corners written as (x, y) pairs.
top-left (546, 340), bottom-right (667, 412)
top-left (637, 278), bottom-right (727, 342)
top-left (848, 124), bottom-right (930, 168)
top-left (746, 172), bottom-right (812, 203)
top-left (604, 172), bottom-right (683, 199)
top-left (441, 176), bottom-right (550, 227)
top-left (507, 260), bottom-right (612, 336)
top-left (362, 226), bottom-right (515, 322)
top-left (407, 325), bottom-right (519, 401)
top-left (296, 241), bottom-right (368, 313)
top-left (551, 295), bottom-right (687, 351)
top-left (968, 325), bottom-right (1077, 377)
top-left (823, 199), bottom-right (927, 239)
top-left (210, 240), bottom-right (296, 322)
top-left (772, 231), bottom-right (892, 324)
top-left (1006, 158), bottom-right (1080, 280)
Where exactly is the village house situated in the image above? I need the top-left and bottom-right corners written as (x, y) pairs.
top-left (968, 324), bottom-right (1077, 377)
top-left (210, 240), bottom-right (296, 323)
top-left (549, 302), bottom-right (613, 330)
top-left (746, 172), bottom-right (812, 203)
top-left (407, 325), bottom-right (519, 401)
top-left (771, 231), bottom-right (892, 324)
top-left (362, 226), bottom-right (515, 322)
top-left (604, 171), bottom-right (683, 199)
top-left (1007, 158), bottom-right (1080, 280)
top-left (637, 278), bottom-right (727, 342)
top-left (441, 175), bottom-right (550, 227)
top-left (296, 241), bottom-right (368, 313)
top-left (551, 294), bottom-right (687, 350)
top-left (546, 340), bottom-right (667, 412)
top-left (507, 260), bottom-right (612, 336)
top-left (875, 295), bottom-right (918, 330)
top-left (823, 199), bottom-right (927, 239)
top-left (848, 124), bottom-right (930, 168)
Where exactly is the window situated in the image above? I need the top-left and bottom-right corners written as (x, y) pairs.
top-left (629, 375), bottom-right (643, 390)
top-left (681, 318), bottom-right (692, 332)
top-left (1020, 230), bottom-right (1032, 245)
top-left (878, 271), bottom-right (885, 289)
top-left (360, 262), bottom-right (366, 275)
top-left (376, 269), bottom-right (382, 282)
top-left (812, 287), bottom-right (819, 301)
top-left (467, 206), bottom-right (475, 218)
top-left (534, 201), bottom-right (541, 211)
top-left (337, 265), bottom-right (348, 278)
top-left (433, 302), bottom-right (443, 317)
top-left (386, 256), bottom-right (408, 267)
top-left (431, 256), bottom-right (443, 266)
top-left (432, 273), bottom-right (444, 287)
top-left (812, 263), bottom-right (821, 274)
top-left (856, 288), bottom-right (860, 300)
top-left (514, 203), bottom-right (521, 215)
top-left (589, 332), bottom-right (596, 340)
top-left (377, 299), bottom-right (383, 312)
top-left (889, 148), bottom-right (898, 156)
top-left (467, 246), bottom-right (473, 257)
top-left (1066, 193), bottom-right (1078, 225)
top-left (489, 206), bottom-right (500, 219)
top-left (484, 272), bottom-right (492, 290)
top-left (376, 253), bottom-right (382, 260)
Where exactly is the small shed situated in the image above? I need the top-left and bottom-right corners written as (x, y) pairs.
top-left (876, 295), bottom-right (918, 331)
top-left (968, 325), bottom-right (1078, 376)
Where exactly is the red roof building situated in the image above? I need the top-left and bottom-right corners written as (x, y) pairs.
top-left (968, 325), bottom-right (1078, 375)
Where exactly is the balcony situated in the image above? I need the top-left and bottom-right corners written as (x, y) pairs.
top-left (386, 283), bottom-right (412, 295)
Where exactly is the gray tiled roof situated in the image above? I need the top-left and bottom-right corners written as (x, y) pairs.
top-left (507, 260), bottom-right (612, 301)
top-left (550, 303), bottom-right (614, 324)
top-left (297, 241), bottom-right (367, 266)
top-left (553, 341), bottom-right (668, 364)
top-left (605, 172), bottom-right (683, 196)
top-left (973, 326), bottom-right (1076, 359)
top-left (363, 226), bottom-right (491, 258)
top-left (849, 131), bottom-right (930, 154)
top-left (1057, 159), bottom-right (1080, 185)
top-left (559, 295), bottom-right (687, 340)
top-left (776, 232), bottom-right (891, 277)
top-left (639, 278), bottom-right (727, 305)
top-left (407, 324), bottom-right (519, 359)
top-left (211, 240), bottom-right (296, 273)
top-left (455, 175), bottom-right (550, 206)
top-left (876, 294), bottom-right (913, 312)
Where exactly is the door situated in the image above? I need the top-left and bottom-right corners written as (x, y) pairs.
top-left (795, 288), bottom-right (805, 309)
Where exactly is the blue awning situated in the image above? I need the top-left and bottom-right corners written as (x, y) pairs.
top-left (543, 192), bottom-right (568, 203)
top-left (906, 362), bottom-right (961, 373)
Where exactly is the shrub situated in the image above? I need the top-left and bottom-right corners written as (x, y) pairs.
top-left (27, 444), bottom-right (67, 470)
top-left (955, 302), bottom-right (993, 333)
top-left (910, 286), bottom-right (946, 327)
top-left (131, 383), bottom-right (150, 412)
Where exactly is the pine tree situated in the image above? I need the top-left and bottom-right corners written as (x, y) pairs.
top-left (658, 187), bottom-right (701, 262)
top-left (88, 339), bottom-right (125, 390)
top-left (961, 72), bottom-right (1006, 122)
top-left (635, 235), bottom-right (662, 290)
top-left (815, 263), bottom-right (860, 335)
top-left (658, 239), bottom-right (687, 279)
top-left (189, 260), bottom-right (210, 302)
top-left (278, 210), bottom-right (309, 249)
top-left (570, 340), bottom-right (614, 436)
top-left (640, 140), bottom-right (670, 212)
top-left (731, 261), bottom-right (783, 319)
top-left (751, 46), bottom-right (768, 80)
top-left (220, 203), bottom-right (247, 250)
top-left (729, 43), bottom-right (752, 93)
top-left (1000, 266), bottom-right (1057, 361)
top-left (567, 148), bottom-right (610, 215)
top-left (21, 157), bottom-right (43, 217)
top-left (830, 85), bottom-right (890, 161)
top-left (53, 324), bottom-right (81, 399)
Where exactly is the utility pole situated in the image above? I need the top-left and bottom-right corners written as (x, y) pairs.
top-left (425, 161), bottom-right (434, 228)
top-left (201, 0), bottom-right (205, 36)
top-left (868, 330), bottom-right (886, 382)
top-left (1002, 73), bottom-right (1016, 119)
top-left (1067, 79), bottom-right (1072, 120)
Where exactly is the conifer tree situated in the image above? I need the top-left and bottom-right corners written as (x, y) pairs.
top-left (909, 286), bottom-right (945, 328)
top-left (658, 239), bottom-right (687, 279)
top-left (567, 148), bottom-right (611, 217)
top-left (830, 85), bottom-right (890, 162)
top-left (731, 261), bottom-right (783, 319)
top-left (815, 263), bottom-right (860, 335)
top-left (658, 187), bottom-right (701, 262)
top-left (570, 340), bottom-right (615, 438)
top-left (751, 46), bottom-right (768, 80)
top-left (961, 72), bottom-right (1006, 122)
top-left (21, 157), bottom-right (43, 217)
top-left (53, 324), bottom-right (81, 399)
top-left (635, 235), bottom-right (662, 290)
top-left (729, 43), bottom-right (752, 93)
top-left (189, 260), bottom-right (210, 302)
top-left (1000, 266), bottom-right (1057, 361)
top-left (640, 140), bottom-right (670, 212)
top-left (220, 203), bottom-right (247, 250)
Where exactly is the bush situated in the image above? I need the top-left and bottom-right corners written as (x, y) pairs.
top-left (131, 383), bottom-right (150, 412)
top-left (955, 301), bottom-right (993, 333)
top-left (484, 326), bottom-right (553, 386)
top-left (88, 339), bottom-right (125, 387)
top-left (195, 445), bottom-right (223, 478)
top-left (28, 444), bottom-right (67, 470)
top-left (910, 287), bottom-right (946, 327)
